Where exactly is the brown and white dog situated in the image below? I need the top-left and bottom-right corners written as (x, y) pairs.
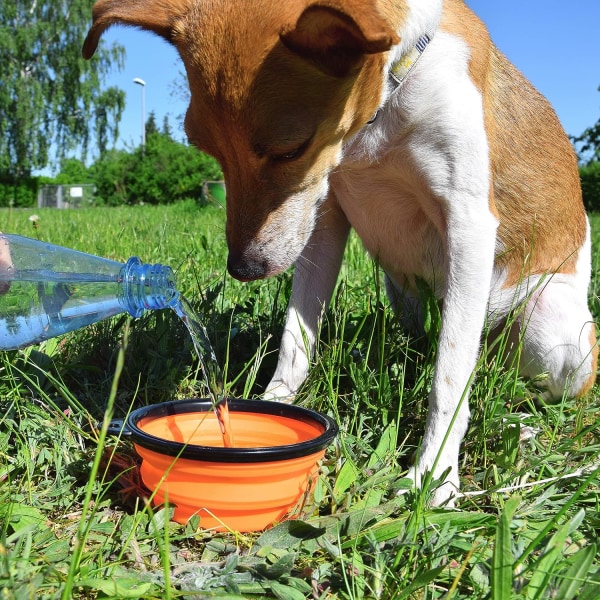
top-left (84, 0), bottom-right (598, 504)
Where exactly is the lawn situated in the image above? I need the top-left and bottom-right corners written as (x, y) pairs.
top-left (1, 201), bottom-right (599, 599)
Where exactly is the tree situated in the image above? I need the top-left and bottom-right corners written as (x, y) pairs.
top-left (54, 157), bottom-right (93, 184)
top-left (146, 111), bottom-right (160, 137)
top-left (572, 85), bottom-right (600, 164)
top-left (0, 0), bottom-right (126, 177)
top-left (162, 115), bottom-right (173, 139)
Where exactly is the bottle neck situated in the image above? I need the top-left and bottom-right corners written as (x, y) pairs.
top-left (119, 257), bottom-right (179, 318)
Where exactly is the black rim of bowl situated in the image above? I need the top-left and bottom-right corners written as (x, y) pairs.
top-left (126, 398), bottom-right (339, 463)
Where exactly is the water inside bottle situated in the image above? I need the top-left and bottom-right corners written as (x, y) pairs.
top-left (171, 296), bottom-right (235, 447)
top-left (0, 274), bottom-right (128, 349)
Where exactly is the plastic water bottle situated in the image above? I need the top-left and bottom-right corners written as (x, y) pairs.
top-left (0, 233), bottom-right (179, 350)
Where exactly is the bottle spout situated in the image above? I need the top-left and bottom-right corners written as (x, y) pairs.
top-left (120, 257), bottom-right (179, 317)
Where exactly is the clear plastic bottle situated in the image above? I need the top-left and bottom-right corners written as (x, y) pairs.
top-left (0, 233), bottom-right (179, 350)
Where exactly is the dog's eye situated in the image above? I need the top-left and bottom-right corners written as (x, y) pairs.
top-left (275, 148), bottom-right (302, 161)
top-left (253, 136), bottom-right (312, 163)
top-left (271, 138), bottom-right (312, 163)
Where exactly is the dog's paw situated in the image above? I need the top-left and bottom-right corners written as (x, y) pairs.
top-left (428, 481), bottom-right (458, 508)
top-left (263, 379), bottom-right (296, 403)
top-left (399, 464), bottom-right (459, 508)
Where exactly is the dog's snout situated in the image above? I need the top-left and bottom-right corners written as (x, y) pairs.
top-left (227, 253), bottom-right (268, 282)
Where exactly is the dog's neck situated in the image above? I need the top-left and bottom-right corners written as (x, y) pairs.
top-left (367, 33), bottom-right (433, 125)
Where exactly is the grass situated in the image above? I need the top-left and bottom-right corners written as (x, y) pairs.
top-left (1, 200), bottom-right (599, 599)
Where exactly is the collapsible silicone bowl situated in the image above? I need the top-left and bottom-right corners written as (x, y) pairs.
top-left (123, 398), bottom-right (338, 532)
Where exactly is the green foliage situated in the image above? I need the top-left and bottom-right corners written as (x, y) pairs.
top-left (88, 148), bottom-right (133, 206)
top-left (580, 161), bottom-right (600, 212)
top-left (91, 126), bottom-right (223, 205)
top-left (0, 0), bottom-right (125, 176)
top-left (0, 173), bottom-right (42, 207)
top-left (0, 158), bottom-right (93, 208)
top-left (53, 158), bottom-right (93, 185)
top-left (572, 85), bottom-right (600, 164)
top-left (126, 131), bottom-right (222, 205)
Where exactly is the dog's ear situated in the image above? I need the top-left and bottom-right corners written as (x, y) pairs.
top-left (82, 0), bottom-right (190, 59)
top-left (281, 1), bottom-right (399, 77)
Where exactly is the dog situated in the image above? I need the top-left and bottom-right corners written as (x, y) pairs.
top-left (84, 0), bottom-right (598, 505)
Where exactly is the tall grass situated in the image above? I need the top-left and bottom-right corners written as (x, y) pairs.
top-left (1, 202), bottom-right (599, 599)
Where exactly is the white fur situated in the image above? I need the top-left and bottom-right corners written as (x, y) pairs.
top-left (348, 31), bottom-right (497, 504)
top-left (496, 219), bottom-right (596, 400)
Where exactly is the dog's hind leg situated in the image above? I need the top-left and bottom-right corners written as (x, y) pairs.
top-left (509, 277), bottom-right (597, 400)
top-left (504, 219), bottom-right (598, 399)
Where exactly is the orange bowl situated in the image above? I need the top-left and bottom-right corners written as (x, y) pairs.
top-left (125, 399), bottom-right (338, 532)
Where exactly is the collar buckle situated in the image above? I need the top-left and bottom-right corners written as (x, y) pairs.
top-left (367, 33), bottom-right (433, 125)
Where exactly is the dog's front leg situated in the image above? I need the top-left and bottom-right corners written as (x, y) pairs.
top-left (265, 196), bottom-right (350, 402)
top-left (412, 208), bottom-right (498, 505)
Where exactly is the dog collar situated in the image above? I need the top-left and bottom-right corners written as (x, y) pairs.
top-left (389, 33), bottom-right (432, 86)
top-left (367, 33), bottom-right (432, 124)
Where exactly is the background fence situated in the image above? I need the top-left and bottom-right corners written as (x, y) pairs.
top-left (37, 184), bottom-right (95, 209)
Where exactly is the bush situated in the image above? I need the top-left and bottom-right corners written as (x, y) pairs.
top-left (580, 161), bottom-right (600, 212)
top-left (90, 131), bottom-right (222, 205)
top-left (0, 173), bottom-right (41, 208)
top-left (89, 148), bottom-right (133, 206)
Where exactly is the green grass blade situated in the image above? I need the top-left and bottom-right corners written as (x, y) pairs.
top-left (515, 464), bottom-right (600, 569)
top-left (393, 565), bottom-right (446, 600)
top-left (367, 422), bottom-right (398, 469)
top-left (576, 570), bottom-right (600, 600)
top-left (492, 495), bottom-right (520, 600)
top-left (333, 458), bottom-right (361, 503)
top-left (61, 324), bottom-right (129, 600)
top-left (555, 543), bottom-right (598, 600)
top-left (524, 509), bottom-right (586, 600)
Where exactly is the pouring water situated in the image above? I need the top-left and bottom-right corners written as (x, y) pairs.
top-left (171, 296), bottom-right (235, 447)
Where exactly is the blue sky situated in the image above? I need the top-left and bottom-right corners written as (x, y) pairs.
top-left (97, 0), bottom-right (600, 155)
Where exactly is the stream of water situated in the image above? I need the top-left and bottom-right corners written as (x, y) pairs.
top-left (171, 296), bottom-right (235, 447)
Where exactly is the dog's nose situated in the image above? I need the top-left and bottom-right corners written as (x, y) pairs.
top-left (227, 253), bottom-right (268, 281)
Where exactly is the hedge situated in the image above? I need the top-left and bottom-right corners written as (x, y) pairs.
top-left (0, 174), bottom-right (40, 208)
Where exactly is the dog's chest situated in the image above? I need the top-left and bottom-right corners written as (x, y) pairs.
top-left (331, 157), bottom-right (447, 294)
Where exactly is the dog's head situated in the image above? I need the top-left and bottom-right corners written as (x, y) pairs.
top-left (84, 0), bottom-right (399, 280)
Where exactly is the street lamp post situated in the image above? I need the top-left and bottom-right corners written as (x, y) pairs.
top-left (133, 78), bottom-right (146, 154)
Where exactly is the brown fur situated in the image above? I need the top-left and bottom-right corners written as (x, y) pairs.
top-left (440, 0), bottom-right (586, 287)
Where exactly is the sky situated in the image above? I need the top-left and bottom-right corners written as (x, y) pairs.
top-left (95, 0), bottom-right (600, 156)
